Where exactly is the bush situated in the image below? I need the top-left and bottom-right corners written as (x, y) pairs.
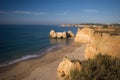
top-left (102, 25), bottom-right (108, 29)
top-left (69, 54), bottom-right (120, 80)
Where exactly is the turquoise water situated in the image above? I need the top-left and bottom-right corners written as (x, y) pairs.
top-left (0, 25), bottom-right (77, 65)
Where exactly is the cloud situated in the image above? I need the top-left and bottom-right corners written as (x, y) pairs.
top-left (13, 11), bottom-right (47, 15)
top-left (0, 11), bottom-right (9, 14)
top-left (56, 11), bottom-right (69, 15)
top-left (84, 9), bottom-right (99, 13)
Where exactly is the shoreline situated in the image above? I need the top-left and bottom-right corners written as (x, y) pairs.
top-left (0, 43), bottom-right (68, 67)
top-left (0, 42), bottom-right (86, 80)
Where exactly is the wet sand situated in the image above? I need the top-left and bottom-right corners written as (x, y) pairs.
top-left (0, 42), bottom-right (86, 80)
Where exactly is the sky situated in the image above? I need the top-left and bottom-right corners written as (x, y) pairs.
top-left (0, 0), bottom-right (120, 25)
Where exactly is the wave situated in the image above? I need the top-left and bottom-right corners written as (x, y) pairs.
top-left (0, 44), bottom-right (66, 67)
top-left (0, 55), bottom-right (39, 67)
top-left (45, 44), bottom-right (65, 52)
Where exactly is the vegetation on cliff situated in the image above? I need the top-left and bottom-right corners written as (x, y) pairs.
top-left (67, 54), bottom-right (120, 80)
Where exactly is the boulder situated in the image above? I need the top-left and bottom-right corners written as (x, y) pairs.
top-left (57, 32), bottom-right (63, 39)
top-left (62, 31), bottom-right (67, 38)
top-left (57, 57), bottom-right (81, 80)
top-left (67, 31), bottom-right (74, 38)
top-left (49, 30), bottom-right (57, 38)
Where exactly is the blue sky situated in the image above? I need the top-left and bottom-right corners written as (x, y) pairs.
top-left (0, 0), bottom-right (120, 24)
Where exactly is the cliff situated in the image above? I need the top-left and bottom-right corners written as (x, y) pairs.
top-left (74, 27), bottom-right (120, 59)
top-left (74, 28), bottom-right (94, 43)
top-left (85, 33), bottom-right (120, 59)
top-left (57, 27), bottom-right (120, 80)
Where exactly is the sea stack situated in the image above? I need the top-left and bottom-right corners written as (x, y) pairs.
top-left (49, 30), bottom-right (57, 38)
top-left (49, 29), bottom-right (74, 39)
top-left (57, 32), bottom-right (63, 38)
top-left (62, 31), bottom-right (67, 38)
top-left (67, 31), bottom-right (75, 38)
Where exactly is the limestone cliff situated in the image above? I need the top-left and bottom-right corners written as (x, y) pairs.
top-left (74, 28), bottom-right (94, 43)
top-left (85, 33), bottom-right (120, 59)
top-left (57, 27), bottom-right (120, 80)
top-left (74, 27), bottom-right (120, 59)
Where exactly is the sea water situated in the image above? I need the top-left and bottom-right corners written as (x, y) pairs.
top-left (0, 25), bottom-right (77, 66)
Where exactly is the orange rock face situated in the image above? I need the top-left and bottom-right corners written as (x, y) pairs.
top-left (85, 33), bottom-right (120, 59)
top-left (75, 27), bottom-right (120, 59)
top-left (57, 57), bottom-right (81, 80)
top-left (74, 28), bottom-right (94, 43)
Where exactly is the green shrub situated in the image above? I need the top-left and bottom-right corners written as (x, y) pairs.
top-left (69, 54), bottom-right (120, 80)
top-left (102, 25), bottom-right (108, 29)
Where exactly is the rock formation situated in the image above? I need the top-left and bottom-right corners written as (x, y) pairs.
top-left (74, 28), bottom-right (94, 43)
top-left (57, 32), bottom-right (63, 38)
top-left (49, 30), bottom-right (57, 38)
top-left (74, 27), bottom-right (120, 59)
top-left (67, 31), bottom-right (75, 38)
top-left (85, 33), bottom-right (120, 59)
top-left (56, 27), bottom-right (120, 80)
top-left (62, 31), bottom-right (67, 38)
top-left (57, 57), bottom-right (81, 80)
top-left (49, 30), bottom-right (74, 39)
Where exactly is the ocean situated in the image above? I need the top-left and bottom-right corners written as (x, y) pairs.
top-left (0, 25), bottom-right (77, 66)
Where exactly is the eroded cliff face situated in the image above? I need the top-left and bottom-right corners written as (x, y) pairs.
top-left (57, 27), bottom-right (120, 80)
top-left (85, 33), bottom-right (120, 59)
top-left (74, 27), bottom-right (120, 59)
top-left (57, 57), bottom-right (81, 80)
top-left (74, 28), bottom-right (94, 43)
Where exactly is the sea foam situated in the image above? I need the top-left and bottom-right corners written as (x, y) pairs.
top-left (0, 44), bottom-right (65, 67)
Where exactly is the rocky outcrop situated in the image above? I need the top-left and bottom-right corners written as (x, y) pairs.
top-left (57, 32), bottom-right (63, 38)
top-left (49, 30), bottom-right (57, 38)
top-left (67, 31), bottom-right (74, 38)
top-left (49, 30), bottom-right (74, 39)
top-left (74, 28), bottom-right (94, 43)
top-left (56, 27), bottom-right (120, 80)
top-left (57, 57), bottom-right (81, 80)
top-left (85, 33), bottom-right (120, 59)
top-left (74, 27), bottom-right (120, 59)
top-left (62, 31), bottom-right (67, 38)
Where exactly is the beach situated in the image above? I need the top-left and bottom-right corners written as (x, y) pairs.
top-left (0, 42), bottom-right (86, 80)
top-left (0, 0), bottom-right (120, 80)
top-left (0, 25), bottom-right (77, 65)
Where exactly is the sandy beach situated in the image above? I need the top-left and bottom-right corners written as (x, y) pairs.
top-left (0, 42), bottom-right (86, 80)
